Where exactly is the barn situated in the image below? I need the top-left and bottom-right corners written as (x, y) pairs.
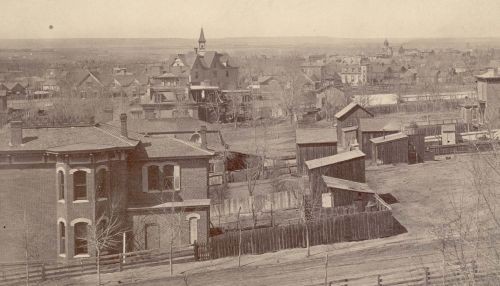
top-left (296, 128), bottom-right (338, 175)
top-left (321, 175), bottom-right (376, 211)
top-left (335, 102), bottom-right (373, 149)
top-left (370, 132), bottom-right (409, 165)
top-left (358, 118), bottom-right (401, 159)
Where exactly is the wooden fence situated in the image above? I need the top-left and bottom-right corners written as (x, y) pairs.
top-left (305, 260), bottom-right (500, 286)
top-left (0, 247), bottom-right (193, 285)
top-left (195, 210), bottom-right (394, 261)
top-left (428, 141), bottom-right (500, 156)
top-left (366, 100), bottom-right (462, 115)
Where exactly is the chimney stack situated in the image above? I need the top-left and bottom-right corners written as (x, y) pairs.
top-left (200, 125), bottom-right (208, 150)
top-left (120, 113), bottom-right (128, 138)
top-left (10, 121), bottom-right (23, 146)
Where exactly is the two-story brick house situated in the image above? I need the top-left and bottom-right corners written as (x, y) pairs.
top-left (0, 114), bottom-right (213, 263)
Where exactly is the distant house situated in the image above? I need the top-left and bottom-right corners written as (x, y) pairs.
top-left (335, 102), bottom-right (373, 149)
top-left (74, 69), bottom-right (108, 97)
top-left (358, 118), bottom-right (402, 159)
top-left (295, 128), bottom-right (337, 175)
top-left (42, 79), bottom-right (60, 93)
top-left (111, 74), bottom-right (148, 97)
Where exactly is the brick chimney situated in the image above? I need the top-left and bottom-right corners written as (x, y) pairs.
top-left (9, 121), bottom-right (23, 146)
top-left (119, 113), bottom-right (128, 138)
top-left (200, 125), bottom-right (208, 150)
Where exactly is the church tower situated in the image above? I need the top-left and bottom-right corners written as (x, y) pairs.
top-left (198, 28), bottom-right (206, 55)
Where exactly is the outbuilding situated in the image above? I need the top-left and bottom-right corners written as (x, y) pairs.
top-left (321, 175), bottom-right (376, 211)
top-left (296, 128), bottom-right (338, 175)
top-left (370, 132), bottom-right (409, 165)
top-left (335, 102), bottom-right (373, 149)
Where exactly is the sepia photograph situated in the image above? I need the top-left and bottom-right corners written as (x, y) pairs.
top-left (1, 0), bottom-right (500, 285)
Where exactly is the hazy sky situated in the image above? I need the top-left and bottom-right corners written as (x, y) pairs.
top-left (2, 0), bottom-right (500, 39)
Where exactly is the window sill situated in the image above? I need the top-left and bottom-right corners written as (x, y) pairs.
top-left (59, 254), bottom-right (66, 258)
top-left (73, 200), bottom-right (89, 204)
top-left (97, 197), bottom-right (108, 202)
top-left (74, 254), bottom-right (90, 258)
top-left (58, 200), bottom-right (65, 204)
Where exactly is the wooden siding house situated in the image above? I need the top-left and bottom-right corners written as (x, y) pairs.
top-left (335, 102), bottom-right (373, 149)
top-left (358, 118), bottom-right (402, 159)
top-left (370, 132), bottom-right (409, 165)
top-left (296, 128), bottom-right (337, 175)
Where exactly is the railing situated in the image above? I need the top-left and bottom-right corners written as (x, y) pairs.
top-left (0, 247), bottom-right (193, 285)
top-left (305, 260), bottom-right (500, 286)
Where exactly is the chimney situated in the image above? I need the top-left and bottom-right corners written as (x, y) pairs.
top-left (200, 125), bottom-right (208, 150)
top-left (10, 121), bottom-right (23, 146)
top-left (120, 113), bottom-right (128, 138)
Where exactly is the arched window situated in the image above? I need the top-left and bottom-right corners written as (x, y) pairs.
top-left (147, 165), bottom-right (160, 191)
top-left (59, 221), bottom-right (66, 255)
top-left (95, 168), bottom-right (108, 199)
top-left (58, 170), bottom-right (65, 200)
top-left (73, 171), bottom-right (87, 201)
top-left (74, 222), bottom-right (88, 256)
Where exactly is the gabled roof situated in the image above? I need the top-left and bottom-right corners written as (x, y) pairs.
top-left (335, 102), bottom-right (373, 120)
top-left (359, 118), bottom-right (401, 132)
top-left (137, 135), bottom-right (214, 159)
top-left (476, 68), bottom-right (500, 80)
top-left (305, 149), bottom-right (365, 170)
top-left (296, 128), bottom-right (337, 144)
top-left (370, 132), bottom-right (407, 144)
top-left (441, 124), bottom-right (456, 132)
top-left (322, 176), bottom-right (375, 194)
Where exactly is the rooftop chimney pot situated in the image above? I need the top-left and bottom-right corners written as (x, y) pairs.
top-left (120, 113), bottom-right (128, 138)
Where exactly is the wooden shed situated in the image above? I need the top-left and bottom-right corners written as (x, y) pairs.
top-left (305, 149), bottom-right (366, 202)
top-left (335, 102), bottom-right (373, 149)
top-left (370, 132), bottom-right (409, 165)
top-left (296, 128), bottom-right (338, 175)
top-left (341, 125), bottom-right (358, 148)
top-left (358, 118), bottom-right (401, 159)
top-left (321, 175), bottom-right (375, 211)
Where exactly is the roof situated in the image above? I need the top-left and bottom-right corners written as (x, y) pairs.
top-left (359, 118), bottom-right (402, 132)
top-left (0, 125), bottom-right (138, 153)
top-left (341, 126), bottom-right (358, 132)
top-left (127, 198), bottom-right (211, 211)
top-left (476, 68), bottom-right (500, 80)
top-left (296, 128), bottom-right (337, 144)
top-left (370, 132), bottom-right (408, 144)
top-left (335, 102), bottom-right (373, 120)
top-left (441, 124), bottom-right (456, 132)
top-left (322, 176), bottom-right (375, 194)
top-left (138, 135), bottom-right (214, 158)
top-left (198, 28), bottom-right (206, 43)
top-left (305, 149), bottom-right (365, 170)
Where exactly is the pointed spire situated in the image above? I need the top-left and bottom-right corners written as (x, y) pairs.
top-left (199, 27), bottom-right (206, 43)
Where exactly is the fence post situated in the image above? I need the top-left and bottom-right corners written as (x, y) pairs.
top-left (193, 242), bottom-right (199, 261)
top-left (377, 274), bottom-right (382, 286)
top-left (118, 253), bottom-right (123, 272)
top-left (472, 260), bottom-right (478, 280)
top-left (423, 266), bottom-right (429, 285)
top-left (41, 263), bottom-right (46, 281)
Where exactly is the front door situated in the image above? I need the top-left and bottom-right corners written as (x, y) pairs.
top-left (189, 218), bottom-right (198, 245)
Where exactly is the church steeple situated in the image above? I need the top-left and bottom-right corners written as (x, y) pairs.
top-left (198, 28), bottom-right (206, 54)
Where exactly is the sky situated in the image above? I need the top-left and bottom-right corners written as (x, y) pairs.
top-left (2, 0), bottom-right (500, 39)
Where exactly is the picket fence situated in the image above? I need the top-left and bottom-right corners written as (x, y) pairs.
top-left (195, 209), bottom-right (394, 261)
top-left (0, 247), bottom-right (193, 285)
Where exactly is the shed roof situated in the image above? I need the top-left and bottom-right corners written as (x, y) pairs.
top-left (370, 132), bottom-right (408, 144)
top-left (359, 118), bottom-right (402, 132)
top-left (305, 149), bottom-right (365, 170)
top-left (322, 176), bottom-right (375, 194)
top-left (296, 128), bottom-right (337, 144)
top-left (335, 102), bottom-right (373, 120)
top-left (138, 135), bottom-right (214, 158)
top-left (341, 126), bottom-right (358, 132)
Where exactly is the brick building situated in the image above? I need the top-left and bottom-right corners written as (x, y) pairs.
top-left (0, 114), bottom-right (213, 263)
